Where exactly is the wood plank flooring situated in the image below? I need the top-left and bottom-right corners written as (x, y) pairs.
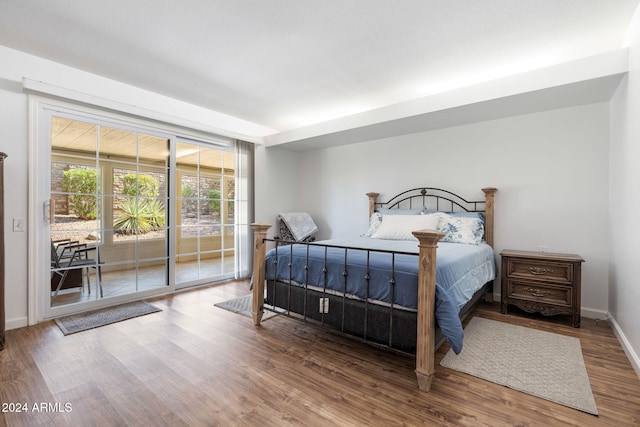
top-left (1, 279), bottom-right (639, 426)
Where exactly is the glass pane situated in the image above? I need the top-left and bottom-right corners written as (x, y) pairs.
top-left (176, 259), bottom-right (198, 284)
top-left (176, 142), bottom-right (199, 168)
top-left (222, 151), bottom-right (235, 172)
top-left (175, 140), bottom-right (235, 287)
top-left (200, 253), bottom-right (222, 280)
top-left (99, 261), bottom-right (137, 298)
top-left (137, 260), bottom-right (168, 291)
top-left (225, 201), bottom-right (235, 223)
top-left (200, 146), bottom-right (224, 169)
top-left (52, 117), bottom-right (97, 159)
top-left (138, 134), bottom-right (169, 165)
top-left (100, 126), bottom-right (137, 159)
top-left (50, 115), bottom-right (170, 310)
top-left (222, 250), bottom-right (235, 275)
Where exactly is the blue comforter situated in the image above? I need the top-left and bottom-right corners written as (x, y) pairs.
top-left (264, 237), bottom-right (496, 353)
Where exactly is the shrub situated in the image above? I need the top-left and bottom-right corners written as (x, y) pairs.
top-left (62, 168), bottom-right (97, 220)
top-left (208, 189), bottom-right (221, 214)
top-left (181, 184), bottom-right (193, 198)
top-left (206, 188), bottom-right (235, 216)
top-left (122, 173), bottom-right (159, 197)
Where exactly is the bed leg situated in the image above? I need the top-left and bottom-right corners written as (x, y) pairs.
top-left (250, 223), bottom-right (272, 326)
top-left (484, 280), bottom-right (494, 303)
top-left (415, 370), bottom-right (435, 392)
top-left (412, 229), bottom-right (445, 392)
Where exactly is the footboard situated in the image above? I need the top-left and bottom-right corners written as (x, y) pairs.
top-left (249, 223), bottom-right (444, 392)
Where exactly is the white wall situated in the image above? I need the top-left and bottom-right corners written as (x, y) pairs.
top-left (284, 103), bottom-right (611, 314)
top-left (0, 71), bottom-right (29, 330)
top-left (254, 145), bottom-right (300, 239)
top-left (609, 12), bottom-right (640, 373)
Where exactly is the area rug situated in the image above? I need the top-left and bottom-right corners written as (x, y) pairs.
top-left (54, 301), bottom-right (161, 335)
top-left (215, 294), bottom-right (278, 321)
top-left (440, 317), bottom-right (598, 415)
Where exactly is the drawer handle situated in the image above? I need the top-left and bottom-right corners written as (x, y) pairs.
top-left (528, 267), bottom-right (553, 275)
top-left (523, 287), bottom-right (552, 297)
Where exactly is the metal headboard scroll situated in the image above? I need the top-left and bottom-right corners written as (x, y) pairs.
top-left (371, 187), bottom-right (486, 214)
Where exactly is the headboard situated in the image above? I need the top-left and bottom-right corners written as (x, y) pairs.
top-left (366, 187), bottom-right (497, 247)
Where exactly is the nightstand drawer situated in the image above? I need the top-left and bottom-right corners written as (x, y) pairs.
top-left (506, 258), bottom-right (573, 284)
top-left (508, 280), bottom-right (571, 307)
top-left (501, 250), bottom-right (584, 327)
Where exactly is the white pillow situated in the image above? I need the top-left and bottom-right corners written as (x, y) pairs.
top-left (371, 213), bottom-right (443, 241)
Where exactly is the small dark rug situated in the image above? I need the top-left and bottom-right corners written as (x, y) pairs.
top-left (54, 301), bottom-right (161, 335)
top-left (215, 294), bottom-right (278, 321)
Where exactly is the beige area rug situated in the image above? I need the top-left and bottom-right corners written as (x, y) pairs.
top-left (55, 301), bottom-right (161, 335)
top-left (215, 294), bottom-right (278, 321)
top-left (440, 317), bottom-right (598, 415)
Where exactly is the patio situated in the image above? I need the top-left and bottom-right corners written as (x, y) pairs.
top-left (51, 255), bottom-right (236, 307)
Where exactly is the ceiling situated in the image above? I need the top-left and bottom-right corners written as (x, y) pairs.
top-left (1, 0), bottom-right (639, 143)
top-left (52, 117), bottom-right (233, 169)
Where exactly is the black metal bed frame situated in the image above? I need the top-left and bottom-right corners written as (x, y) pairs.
top-left (264, 239), bottom-right (422, 353)
top-left (261, 187), bottom-right (493, 354)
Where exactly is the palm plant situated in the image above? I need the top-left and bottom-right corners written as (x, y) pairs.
top-left (114, 198), bottom-right (165, 234)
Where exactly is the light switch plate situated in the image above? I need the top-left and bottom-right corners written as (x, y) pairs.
top-left (13, 217), bottom-right (25, 232)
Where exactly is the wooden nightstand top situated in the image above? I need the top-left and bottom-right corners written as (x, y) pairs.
top-left (500, 249), bottom-right (584, 263)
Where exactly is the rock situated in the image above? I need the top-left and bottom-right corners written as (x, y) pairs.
top-left (86, 231), bottom-right (100, 241)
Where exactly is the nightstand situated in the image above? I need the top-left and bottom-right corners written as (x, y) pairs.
top-left (500, 250), bottom-right (584, 327)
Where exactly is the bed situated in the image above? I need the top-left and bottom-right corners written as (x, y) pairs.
top-left (250, 186), bottom-right (497, 391)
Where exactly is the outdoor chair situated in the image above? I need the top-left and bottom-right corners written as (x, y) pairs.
top-left (51, 240), bottom-right (103, 298)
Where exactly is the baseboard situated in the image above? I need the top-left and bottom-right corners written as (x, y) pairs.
top-left (607, 312), bottom-right (640, 379)
top-left (581, 306), bottom-right (608, 320)
top-left (6, 316), bottom-right (29, 331)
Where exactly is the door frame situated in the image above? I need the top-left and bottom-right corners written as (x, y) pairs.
top-left (28, 96), bottom-right (233, 324)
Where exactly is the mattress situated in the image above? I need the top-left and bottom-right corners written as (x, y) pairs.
top-left (263, 237), bottom-right (496, 353)
top-left (264, 237), bottom-right (495, 311)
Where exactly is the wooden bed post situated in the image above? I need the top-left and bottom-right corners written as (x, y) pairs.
top-left (250, 223), bottom-right (271, 326)
top-left (412, 229), bottom-right (445, 392)
top-left (366, 192), bottom-right (379, 217)
top-left (481, 187), bottom-right (497, 247)
top-left (481, 187), bottom-right (497, 302)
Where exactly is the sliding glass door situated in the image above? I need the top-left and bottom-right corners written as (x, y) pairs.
top-left (49, 115), bottom-right (170, 308)
top-left (41, 106), bottom-right (239, 318)
top-left (175, 141), bottom-right (236, 287)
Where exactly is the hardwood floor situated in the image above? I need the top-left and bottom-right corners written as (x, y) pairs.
top-left (1, 279), bottom-right (639, 426)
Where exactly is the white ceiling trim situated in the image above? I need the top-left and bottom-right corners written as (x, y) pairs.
top-left (264, 49), bottom-right (629, 151)
top-left (22, 78), bottom-right (249, 145)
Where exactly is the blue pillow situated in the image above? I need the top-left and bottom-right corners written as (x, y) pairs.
top-left (435, 284), bottom-right (464, 354)
top-left (377, 207), bottom-right (425, 215)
